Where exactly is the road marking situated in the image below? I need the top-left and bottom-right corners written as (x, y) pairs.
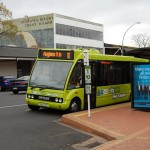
top-left (0, 104), bottom-right (27, 109)
top-left (49, 131), bottom-right (74, 138)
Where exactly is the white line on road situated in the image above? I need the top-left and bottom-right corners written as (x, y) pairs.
top-left (0, 104), bottom-right (27, 109)
top-left (49, 131), bottom-right (74, 138)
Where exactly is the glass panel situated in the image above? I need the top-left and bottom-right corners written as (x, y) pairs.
top-left (97, 61), bottom-right (130, 86)
top-left (68, 62), bottom-right (82, 89)
top-left (30, 61), bottom-right (73, 90)
top-left (55, 23), bottom-right (103, 41)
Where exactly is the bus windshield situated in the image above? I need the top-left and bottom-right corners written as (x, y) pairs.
top-left (29, 60), bottom-right (73, 90)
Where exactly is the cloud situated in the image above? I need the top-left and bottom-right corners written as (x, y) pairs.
top-left (5, 0), bottom-right (150, 25)
top-left (3, 0), bottom-right (150, 46)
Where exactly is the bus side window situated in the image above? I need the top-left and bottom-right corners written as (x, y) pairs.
top-left (114, 62), bottom-right (130, 84)
top-left (97, 61), bottom-right (130, 86)
top-left (68, 62), bottom-right (82, 89)
top-left (97, 61), bottom-right (114, 86)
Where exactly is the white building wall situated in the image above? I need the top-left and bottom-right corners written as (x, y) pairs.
top-left (0, 61), bottom-right (17, 77)
top-left (55, 14), bottom-right (103, 31)
top-left (54, 14), bottom-right (103, 49)
top-left (55, 35), bottom-right (103, 48)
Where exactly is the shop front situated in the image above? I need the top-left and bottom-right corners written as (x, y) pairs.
top-left (0, 46), bottom-right (37, 77)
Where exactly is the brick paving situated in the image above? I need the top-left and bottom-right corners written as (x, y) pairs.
top-left (61, 102), bottom-right (150, 150)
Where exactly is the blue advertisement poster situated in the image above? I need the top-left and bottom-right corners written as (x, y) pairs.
top-left (132, 63), bottom-right (150, 108)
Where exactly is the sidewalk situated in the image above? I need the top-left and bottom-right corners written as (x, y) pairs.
top-left (61, 102), bottom-right (150, 150)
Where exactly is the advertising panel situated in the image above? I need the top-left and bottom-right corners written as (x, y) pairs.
top-left (132, 63), bottom-right (150, 109)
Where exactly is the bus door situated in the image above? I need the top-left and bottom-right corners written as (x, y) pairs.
top-left (84, 61), bottom-right (97, 109)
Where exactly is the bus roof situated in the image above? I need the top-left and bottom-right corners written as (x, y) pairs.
top-left (37, 48), bottom-right (149, 63)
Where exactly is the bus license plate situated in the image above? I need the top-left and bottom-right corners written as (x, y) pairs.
top-left (38, 102), bottom-right (49, 107)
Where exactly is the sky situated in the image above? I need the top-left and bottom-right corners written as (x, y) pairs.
top-left (2, 0), bottom-right (150, 47)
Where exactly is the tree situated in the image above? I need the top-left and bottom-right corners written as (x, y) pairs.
top-left (131, 33), bottom-right (150, 48)
top-left (0, 2), bottom-right (19, 39)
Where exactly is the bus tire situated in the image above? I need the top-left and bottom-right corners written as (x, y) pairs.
top-left (28, 104), bottom-right (40, 111)
top-left (68, 98), bottom-right (81, 113)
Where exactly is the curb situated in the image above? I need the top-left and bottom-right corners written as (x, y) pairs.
top-left (61, 114), bottom-right (116, 141)
top-left (61, 103), bottom-right (130, 141)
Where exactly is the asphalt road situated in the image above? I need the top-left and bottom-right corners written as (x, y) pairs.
top-left (0, 91), bottom-right (93, 150)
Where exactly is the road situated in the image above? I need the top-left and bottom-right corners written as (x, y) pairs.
top-left (0, 91), bottom-right (94, 150)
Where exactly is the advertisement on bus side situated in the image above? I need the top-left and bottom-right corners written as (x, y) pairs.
top-left (96, 84), bottom-right (130, 107)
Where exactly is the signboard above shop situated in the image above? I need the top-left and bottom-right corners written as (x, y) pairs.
top-left (132, 63), bottom-right (150, 109)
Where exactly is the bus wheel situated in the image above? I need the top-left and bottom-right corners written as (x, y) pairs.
top-left (68, 99), bottom-right (81, 113)
top-left (28, 104), bottom-right (40, 111)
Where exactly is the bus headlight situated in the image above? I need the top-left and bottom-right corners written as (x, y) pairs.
top-left (31, 95), bottom-right (34, 99)
top-left (59, 98), bottom-right (62, 103)
top-left (55, 98), bottom-right (58, 102)
top-left (55, 98), bottom-right (63, 103)
top-left (28, 94), bottom-right (31, 99)
top-left (27, 94), bottom-right (34, 99)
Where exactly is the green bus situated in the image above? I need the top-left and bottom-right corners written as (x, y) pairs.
top-left (26, 48), bottom-right (149, 112)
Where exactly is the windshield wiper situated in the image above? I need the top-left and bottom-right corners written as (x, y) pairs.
top-left (30, 85), bottom-right (39, 89)
top-left (30, 85), bottom-right (48, 90)
top-left (30, 84), bottom-right (60, 90)
top-left (39, 85), bottom-right (60, 90)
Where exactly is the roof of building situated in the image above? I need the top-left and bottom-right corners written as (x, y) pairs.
top-left (125, 47), bottom-right (150, 59)
top-left (13, 13), bottom-right (103, 27)
top-left (104, 43), bottom-right (136, 55)
top-left (0, 46), bottom-right (37, 60)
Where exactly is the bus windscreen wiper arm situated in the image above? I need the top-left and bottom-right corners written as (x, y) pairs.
top-left (39, 86), bottom-right (60, 90)
top-left (30, 85), bottom-right (48, 90)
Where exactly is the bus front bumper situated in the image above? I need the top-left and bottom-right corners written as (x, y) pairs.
top-left (26, 98), bottom-right (70, 110)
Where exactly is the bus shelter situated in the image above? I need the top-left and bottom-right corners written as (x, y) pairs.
top-left (127, 47), bottom-right (150, 109)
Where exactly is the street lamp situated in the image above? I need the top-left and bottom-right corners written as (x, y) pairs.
top-left (121, 21), bottom-right (141, 55)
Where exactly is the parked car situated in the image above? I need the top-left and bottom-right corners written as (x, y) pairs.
top-left (11, 76), bottom-right (30, 94)
top-left (0, 76), bottom-right (16, 91)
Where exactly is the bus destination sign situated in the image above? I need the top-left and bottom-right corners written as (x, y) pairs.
top-left (38, 50), bottom-right (74, 60)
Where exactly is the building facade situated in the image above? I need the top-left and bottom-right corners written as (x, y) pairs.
top-left (0, 13), bottom-right (103, 77)
top-left (0, 46), bottom-right (37, 77)
top-left (0, 13), bottom-right (104, 52)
